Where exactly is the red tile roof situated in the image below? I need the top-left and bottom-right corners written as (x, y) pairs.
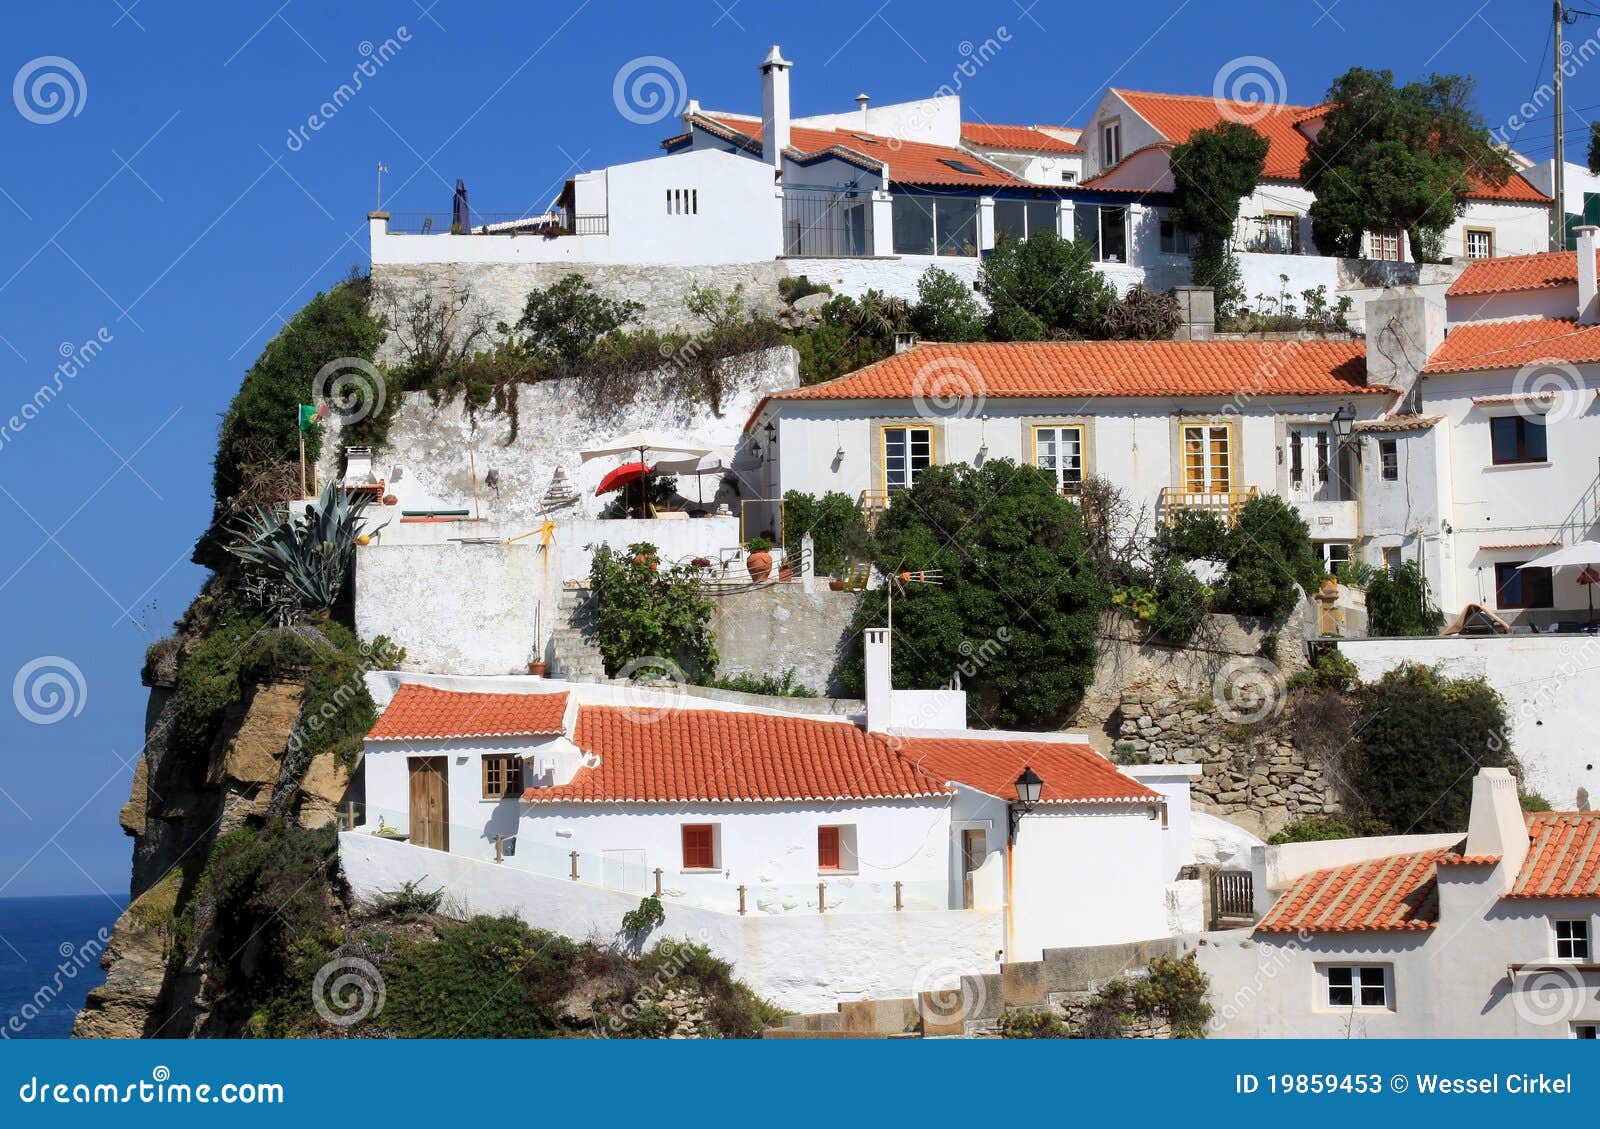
top-left (367, 684), bottom-right (569, 742)
top-left (962, 123), bottom-right (1082, 154)
top-left (1507, 812), bottom-right (1600, 898)
top-left (889, 737), bottom-right (1158, 804)
top-left (1256, 847), bottom-right (1455, 933)
top-left (523, 706), bottom-right (952, 804)
top-left (695, 115), bottom-right (1026, 188)
top-left (1111, 89), bottom-right (1548, 203)
top-left (1351, 415), bottom-right (1441, 433)
top-left (1449, 249), bottom-right (1600, 297)
top-left (1423, 317), bottom-right (1600, 373)
top-left (761, 341), bottom-right (1387, 412)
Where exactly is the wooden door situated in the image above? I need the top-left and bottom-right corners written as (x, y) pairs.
top-left (408, 756), bottom-right (449, 852)
top-left (961, 829), bottom-right (986, 910)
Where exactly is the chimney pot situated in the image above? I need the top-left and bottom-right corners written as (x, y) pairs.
top-left (855, 92), bottom-right (870, 129)
top-left (864, 627), bottom-right (891, 733)
top-left (759, 45), bottom-right (793, 171)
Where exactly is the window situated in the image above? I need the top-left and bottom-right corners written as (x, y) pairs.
top-left (1160, 217), bottom-right (1197, 255)
top-left (1099, 205), bottom-right (1128, 262)
top-left (1490, 415), bottom-right (1547, 465)
top-left (1101, 121), bottom-right (1122, 166)
top-left (937, 157), bottom-right (988, 177)
top-left (891, 195), bottom-right (981, 256)
top-left (1183, 424), bottom-right (1232, 493)
top-left (1318, 542), bottom-right (1353, 571)
top-left (681, 824), bottom-right (717, 870)
top-left (1577, 1024), bottom-right (1598, 1039)
top-left (481, 755), bottom-right (523, 800)
top-left (1264, 213), bottom-right (1299, 254)
top-left (1369, 228), bottom-right (1402, 261)
top-left (1326, 965), bottom-right (1387, 1008)
top-left (1383, 546), bottom-right (1403, 575)
top-left (1556, 919), bottom-right (1592, 961)
top-left (1465, 229), bottom-right (1494, 260)
top-left (884, 426), bottom-right (933, 493)
top-left (1034, 425), bottom-right (1085, 491)
top-left (995, 199), bottom-right (1061, 243)
top-left (1380, 439), bottom-right (1399, 480)
top-left (1060, 170), bottom-right (1077, 184)
top-left (1496, 562), bottom-right (1554, 610)
top-left (1288, 428), bottom-right (1332, 489)
top-left (666, 188), bottom-right (698, 215)
top-left (817, 826), bottom-right (841, 870)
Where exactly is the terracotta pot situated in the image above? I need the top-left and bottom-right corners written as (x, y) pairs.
top-left (382, 493), bottom-right (399, 506)
top-left (828, 579), bottom-right (847, 591)
top-left (778, 564), bottom-right (794, 582)
top-left (747, 549), bottom-right (773, 583)
top-left (691, 556), bottom-right (711, 568)
top-left (527, 661), bottom-right (547, 677)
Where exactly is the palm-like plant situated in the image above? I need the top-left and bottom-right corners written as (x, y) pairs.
top-left (227, 481), bottom-right (384, 622)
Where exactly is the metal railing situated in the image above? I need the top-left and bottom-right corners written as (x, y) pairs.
top-left (1557, 458), bottom-right (1600, 545)
top-left (782, 188), bottom-right (875, 257)
top-left (1158, 485), bottom-right (1259, 526)
top-left (382, 210), bottom-right (608, 236)
top-left (859, 490), bottom-right (891, 531)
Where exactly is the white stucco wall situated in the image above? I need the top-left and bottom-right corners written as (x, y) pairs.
top-left (1445, 199), bottom-right (1551, 261)
top-left (1342, 634), bottom-right (1600, 809)
top-left (339, 830), bottom-right (1004, 1013)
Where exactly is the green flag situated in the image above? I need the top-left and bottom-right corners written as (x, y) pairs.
top-left (298, 404), bottom-right (320, 432)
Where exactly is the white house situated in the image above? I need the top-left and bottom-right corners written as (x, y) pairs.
top-left (742, 335), bottom-right (1400, 575)
top-left (353, 626), bottom-right (1200, 979)
top-left (1198, 767), bottom-right (1600, 1038)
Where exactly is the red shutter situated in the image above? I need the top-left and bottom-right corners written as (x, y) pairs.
top-left (817, 826), bottom-right (840, 871)
top-left (682, 824), bottom-right (714, 869)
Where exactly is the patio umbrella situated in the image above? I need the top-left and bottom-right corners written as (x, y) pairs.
top-left (654, 446), bottom-right (733, 505)
top-left (1521, 539), bottom-right (1600, 623)
top-left (578, 429), bottom-right (714, 464)
top-left (452, 179), bottom-right (470, 232)
top-left (595, 461), bottom-right (650, 495)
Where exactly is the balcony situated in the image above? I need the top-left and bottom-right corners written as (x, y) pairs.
top-left (860, 490), bottom-right (890, 531)
top-left (782, 187), bottom-right (875, 258)
top-left (1159, 485), bottom-right (1259, 526)
top-left (382, 210), bottom-right (607, 236)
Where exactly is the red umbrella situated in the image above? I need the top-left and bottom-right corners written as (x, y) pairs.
top-left (596, 461), bottom-right (651, 496)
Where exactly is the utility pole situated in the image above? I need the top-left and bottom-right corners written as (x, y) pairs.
top-left (1555, 1), bottom-right (1567, 251)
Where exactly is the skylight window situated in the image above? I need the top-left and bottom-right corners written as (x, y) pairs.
top-left (938, 158), bottom-right (987, 176)
top-left (850, 133), bottom-right (880, 145)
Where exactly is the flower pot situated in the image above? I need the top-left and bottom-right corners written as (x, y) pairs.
top-left (634, 553), bottom-right (659, 571)
top-left (747, 549), bottom-right (773, 583)
top-left (778, 564), bottom-right (794, 582)
top-left (527, 661), bottom-right (547, 677)
top-left (691, 556), bottom-right (711, 568)
top-left (828, 579), bottom-right (847, 591)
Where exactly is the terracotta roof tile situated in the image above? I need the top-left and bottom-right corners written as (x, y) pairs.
top-left (523, 706), bottom-right (952, 804)
top-left (1449, 249), bottom-right (1597, 297)
top-left (1256, 847), bottom-right (1455, 933)
top-left (1351, 415), bottom-right (1441, 433)
top-left (1112, 89), bottom-right (1547, 202)
top-left (889, 737), bottom-right (1159, 804)
top-left (1508, 812), bottom-right (1600, 898)
top-left (697, 115), bottom-right (1027, 188)
top-left (367, 684), bottom-right (569, 742)
top-left (1423, 317), bottom-right (1600, 373)
top-left (763, 341), bottom-right (1387, 411)
top-left (962, 123), bottom-right (1082, 154)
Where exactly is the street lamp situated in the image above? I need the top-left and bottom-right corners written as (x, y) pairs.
top-left (1331, 402), bottom-right (1357, 440)
top-left (1009, 765), bottom-right (1044, 841)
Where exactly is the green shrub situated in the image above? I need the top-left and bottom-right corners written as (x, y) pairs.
top-left (908, 266), bottom-right (985, 341)
top-left (781, 490), bottom-right (870, 577)
top-left (620, 895), bottom-right (665, 935)
top-left (1156, 510), bottom-right (1230, 562)
top-left (501, 275), bottom-right (642, 375)
top-left (588, 541), bottom-right (717, 679)
top-left (978, 231), bottom-right (1116, 340)
top-left (1133, 953), bottom-right (1214, 1038)
top-left (1268, 813), bottom-right (1392, 844)
top-left (778, 275), bottom-right (831, 303)
top-left (997, 1008), bottom-right (1073, 1038)
top-left (1365, 562), bottom-right (1445, 637)
top-left (1217, 494), bottom-right (1323, 619)
top-left (1520, 791), bottom-right (1553, 813)
top-left (372, 880), bottom-right (444, 918)
top-left (697, 669), bottom-right (819, 698)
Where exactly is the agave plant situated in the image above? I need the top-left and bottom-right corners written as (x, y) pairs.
top-left (227, 480), bottom-right (385, 621)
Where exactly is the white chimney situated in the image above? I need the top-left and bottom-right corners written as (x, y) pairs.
top-left (1364, 287), bottom-right (1445, 411)
top-left (759, 45), bottom-right (793, 172)
top-left (1464, 767), bottom-right (1530, 883)
top-left (1577, 225), bottom-right (1599, 325)
top-left (864, 627), bottom-right (891, 733)
top-left (855, 92), bottom-right (870, 130)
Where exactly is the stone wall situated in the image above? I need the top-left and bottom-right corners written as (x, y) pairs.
top-left (1111, 687), bottom-right (1347, 841)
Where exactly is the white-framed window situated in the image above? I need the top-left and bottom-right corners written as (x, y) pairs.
top-left (1325, 965), bottom-right (1388, 1008)
top-left (1556, 918), bottom-right (1592, 961)
top-left (1465, 228), bottom-right (1494, 260)
top-left (1101, 120), bottom-right (1122, 167)
top-left (994, 199), bottom-right (1062, 243)
top-left (1033, 425), bottom-right (1085, 491)
top-left (884, 426), bottom-right (933, 493)
top-left (1264, 212), bottom-right (1299, 254)
top-left (1182, 424), bottom-right (1232, 494)
top-left (1318, 542), bottom-right (1353, 572)
top-left (1369, 228), bottom-right (1402, 262)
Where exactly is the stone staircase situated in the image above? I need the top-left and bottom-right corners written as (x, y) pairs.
top-left (548, 588), bottom-right (606, 682)
top-left (762, 937), bottom-right (1182, 1039)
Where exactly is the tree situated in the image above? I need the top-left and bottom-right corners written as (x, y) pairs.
top-left (909, 266), bottom-right (985, 341)
top-left (1364, 561), bottom-right (1445, 637)
top-left (781, 490), bottom-right (870, 578)
top-left (1170, 122), bottom-right (1269, 316)
top-left (841, 459), bottom-right (1106, 727)
top-left (788, 291), bottom-right (908, 384)
top-left (588, 541), bottom-right (716, 679)
top-left (977, 231), bottom-right (1117, 341)
top-left (1302, 68), bottom-right (1512, 262)
top-left (1590, 121), bottom-right (1600, 176)
top-left (504, 274), bottom-right (642, 374)
top-left (1217, 494), bottom-right (1324, 620)
top-left (1353, 664), bottom-right (1513, 833)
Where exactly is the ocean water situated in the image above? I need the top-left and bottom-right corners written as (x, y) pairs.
top-left (0, 895), bottom-right (126, 1039)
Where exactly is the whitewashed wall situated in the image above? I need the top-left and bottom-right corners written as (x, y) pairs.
top-left (1446, 199), bottom-right (1551, 260)
top-left (1342, 634), bottom-right (1600, 809)
top-left (340, 829), bottom-right (1003, 1013)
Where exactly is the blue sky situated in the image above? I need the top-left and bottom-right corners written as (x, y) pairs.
top-left (0, 0), bottom-right (1584, 900)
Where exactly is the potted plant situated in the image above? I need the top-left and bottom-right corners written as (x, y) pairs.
top-left (527, 659), bottom-right (548, 676)
top-left (828, 578), bottom-right (847, 591)
top-left (746, 537), bottom-right (774, 583)
top-left (778, 559), bottom-right (794, 582)
top-left (691, 556), bottom-right (712, 568)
